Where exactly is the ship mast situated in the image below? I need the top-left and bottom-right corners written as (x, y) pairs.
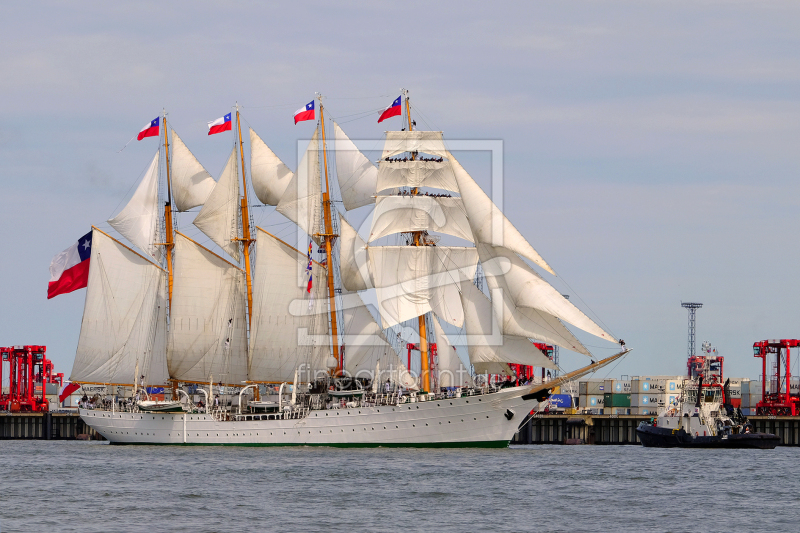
top-left (318, 97), bottom-right (341, 376)
top-left (235, 105), bottom-right (255, 330)
top-left (405, 92), bottom-right (431, 393)
top-left (162, 110), bottom-right (175, 306)
top-left (160, 111), bottom-right (179, 400)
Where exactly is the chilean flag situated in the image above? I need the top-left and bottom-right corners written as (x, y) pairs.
top-left (294, 100), bottom-right (315, 124)
top-left (48, 231), bottom-right (92, 299)
top-left (378, 96), bottom-right (402, 123)
top-left (208, 113), bottom-right (232, 135)
top-left (137, 117), bottom-right (160, 141)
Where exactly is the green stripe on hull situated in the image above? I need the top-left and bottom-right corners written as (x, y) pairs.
top-left (109, 440), bottom-right (510, 449)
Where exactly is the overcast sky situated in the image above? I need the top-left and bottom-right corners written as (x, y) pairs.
top-left (2, 1), bottom-right (799, 382)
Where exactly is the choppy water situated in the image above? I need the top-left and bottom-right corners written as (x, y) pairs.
top-left (1, 441), bottom-right (797, 532)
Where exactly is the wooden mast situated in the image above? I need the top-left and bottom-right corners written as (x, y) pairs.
top-left (162, 111), bottom-right (175, 306)
top-left (235, 105), bottom-right (258, 400)
top-left (318, 99), bottom-right (341, 376)
top-left (161, 111), bottom-right (178, 400)
top-left (235, 105), bottom-right (254, 330)
top-left (405, 93), bottom-right (431, 393)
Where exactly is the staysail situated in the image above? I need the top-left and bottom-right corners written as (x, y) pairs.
top-left (169, 130), bottom-right (216, 212)
top-left (479, 244), bottom-right (616, 343)
top-left (108, 152), bottom-right (161, 260)
top-left (250, 128), bottom-right (294, 206)
top-left (339, 216), bottom-right (373, 292)
top-left (276, 128), bottom-right (321, 242)
top-left (448, 151), bottom-right (555, 275)
top-left (431, 316), bottom-right (471, 388)
top-left (333, 122), bottom-right (378, 210)
top-left (193, 148), bottom-right (241, 261)
top-left (70, 228), bottom-right (168, 385)
top-left (459, 280), bottom-right (558, 371)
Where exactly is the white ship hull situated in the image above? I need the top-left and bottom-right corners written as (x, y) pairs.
top-left (80, 387), bottom-right (536, 448)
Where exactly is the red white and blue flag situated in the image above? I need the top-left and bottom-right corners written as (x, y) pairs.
top-left (378, 96), bottom-right (402, 123)
top-left (294, 101), bottom-right (315, 124)
top-left (207, 113), bottom-right (232, 135)
top-left (306, 242), bottom-right (314, 293)
top-left (48, 231), bottom-right (92, 299)
top-left (137, 117), bottom-right (160, 140)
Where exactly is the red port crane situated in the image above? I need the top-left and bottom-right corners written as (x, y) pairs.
top-left (753, 339), bottom-right (800, 416)
top-left (1, 345), bottom-right (63, 412)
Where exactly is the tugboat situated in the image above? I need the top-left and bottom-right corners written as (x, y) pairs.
top-left (636, 377), bottom-right (779, 449)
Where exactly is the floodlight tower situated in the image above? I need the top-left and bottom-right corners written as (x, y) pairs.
top-left (681, 302), bottom-right (703, 359)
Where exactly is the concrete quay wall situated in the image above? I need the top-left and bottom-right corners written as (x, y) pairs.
top-left (0, 412), bottom-right (103, 440)
top-left (513, 415), bottom-right (800, 446)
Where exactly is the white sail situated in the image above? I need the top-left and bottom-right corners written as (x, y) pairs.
top-left (481, 262), bottom-right (590, 355)
top-left (381, 131), bottom-right (448, 160)
top-left (369, 246), bottom-right (478, 328)
top-left (473, 361), bottom-right (513, 376)
top-left (333, 122), bottom-right (378, 210)
top-left (108, 152), bottom-right (161, 260)
top-left (193, 148), bottom-right (241, 261)
top-left (479, 244), bottom-right (616, 343)
top-left (448, 152), bottom-right (555, 275)
top-left (248, 228), bottom-right (331, 383)
top-left (376, 159), bottom-right (459, 192)
top-left (167, 233), bottom-right (248, 384)
top-left (340, 293), bottom-right (401, 377)
top-left (277, 128), bottom-right (321, 242)
top-left (432, 316), bottom-right (471, 388)
top-left (170, 130), bottom-right (216, 212)
top-left (459, 280), bottom-right (558, 370)
top-left (250, 128), bottom-right (294, 206)
top-left (368, 195), bottom-right (474, 243)
top-left (70, 229), bottom-right (169, 385)
top-left (339, 216), bottom-right (373, 292)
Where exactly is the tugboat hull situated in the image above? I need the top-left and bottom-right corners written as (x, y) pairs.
top-left (636, 424), bottom-right (779, 449)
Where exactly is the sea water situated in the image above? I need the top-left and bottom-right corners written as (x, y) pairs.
top-left (1, 441), bottom-right (797, 532)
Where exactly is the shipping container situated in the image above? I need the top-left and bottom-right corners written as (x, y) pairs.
top-left (631, 393), bottom-right (661, 407)
top-left (548, 394), bottom-right (572, 408)
top-left (631, 378), bottom-right (662, 393)
top-left (579, 380), bottom-right (604, 395)
top-left (604, 379), bottom-right (632, 394)
top-left (560, 381), bottom-right (580, 396)
top-left (603, 393), bottom-right (631, 407)
top-left (579, 394), bottom-right (605, 408)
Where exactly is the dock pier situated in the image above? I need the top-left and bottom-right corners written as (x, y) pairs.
top-left (513, 415), bottom-right (800, 446)
top-left (0, 412), bottom-right (103, 440)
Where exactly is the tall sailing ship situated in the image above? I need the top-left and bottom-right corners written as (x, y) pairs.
top-left (70, 93), bottom-right (627, 446)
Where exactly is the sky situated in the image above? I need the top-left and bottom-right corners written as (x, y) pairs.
top-left (2, 1), bottom-right (800, 383)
